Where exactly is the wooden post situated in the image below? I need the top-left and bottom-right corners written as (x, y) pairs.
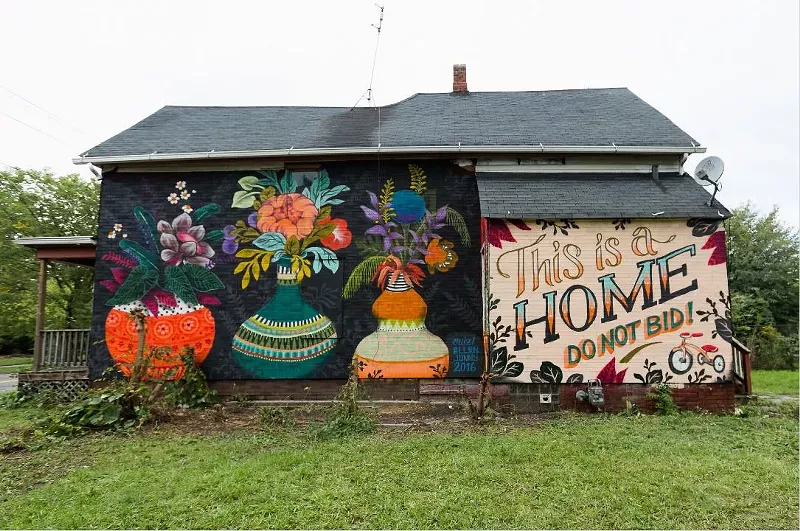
top-left (32, 259), bottom-right (48, 371)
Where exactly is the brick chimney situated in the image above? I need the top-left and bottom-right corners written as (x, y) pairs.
top-left (453, 64), bottom-right (468, 93)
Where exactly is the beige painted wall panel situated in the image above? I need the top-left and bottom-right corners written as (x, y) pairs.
top-left (487, 218), bottom-right (731, 384)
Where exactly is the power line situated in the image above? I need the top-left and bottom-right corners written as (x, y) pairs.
top-left (0, 84), bottom-right (92, 138)
top-left (0, 109), bottom-right (73, 146)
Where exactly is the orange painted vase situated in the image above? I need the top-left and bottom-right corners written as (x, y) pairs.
top-left (105, 300), bottom-right (215, 380)
top-left (354, 274), bottom-right (449, 379)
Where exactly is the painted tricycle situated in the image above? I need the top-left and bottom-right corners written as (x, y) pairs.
top-left (668, 332), bottom-right (725, 375)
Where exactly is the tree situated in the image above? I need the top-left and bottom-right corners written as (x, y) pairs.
top-left (726, 203), bottom-right (799, 369)
top-left (0, 168), bottom-right (99, 353)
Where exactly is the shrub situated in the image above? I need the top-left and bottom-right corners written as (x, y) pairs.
top-left (646, 384), bottom-right (679, 415)
top-left (310, 407), bottom-right (376, 441)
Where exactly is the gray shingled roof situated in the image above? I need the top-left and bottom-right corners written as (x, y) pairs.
top-left (476, 172), bottom-right (731, 219)
top-left (81, 88), bottom-right (699, 159)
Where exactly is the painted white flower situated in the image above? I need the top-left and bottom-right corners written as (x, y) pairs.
top-left (180, 190), bottom-right (191, 200)
top-left (167, 193), bottom-right (179, 204)
top-left (175, 180), bottom-right (187, 190)
top-left (122, 233), bottom-right (128, 238)
top-left (182, 204), bottom-right (193, 213)
top-left (107, 231), bottom-right (116, 239)
top-left (191, 189), bottom-right (197, 194)
top-left (113, 223), bottom-right (123, 232)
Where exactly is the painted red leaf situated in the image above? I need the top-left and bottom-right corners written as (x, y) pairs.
top-left (508, 220), bottom-right (532, 231)
top-left (99, 279), bottom-right (118, 293)
top-left (140, 291), bottom-right (159, 317)
top-left (111, 267), bottom-right (129, 285)
top-left (701, 231), bottom-right (727, 265)
top-left (153, 289), bottom-right (177, 307)
top-left (197, 294), bottom-right (221, 305)
top-left (597, 357), bottom-right (627, 384)
top-left (487, 219), bottom-right (516, 249)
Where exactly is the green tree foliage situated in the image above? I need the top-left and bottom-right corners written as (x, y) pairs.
top-left (727, 203), bottom-right (799, 369)
top-left (0, 168), bottom-right (99, 353)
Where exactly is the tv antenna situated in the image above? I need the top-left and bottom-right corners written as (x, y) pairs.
top-left (693, 155), bottom-right (724, 206)
top-left (351, 4), bottom-right (385, 109)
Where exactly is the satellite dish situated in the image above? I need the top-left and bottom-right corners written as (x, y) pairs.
top-left (692, 156), bottom-right (725, 206)
top-left (694, 156), bottom-right (725, 186)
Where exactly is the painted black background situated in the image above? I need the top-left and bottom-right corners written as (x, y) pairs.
top-left (90, 160), bottom-right (483, 380)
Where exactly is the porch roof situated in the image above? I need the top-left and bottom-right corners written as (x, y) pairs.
top-left (15, 236), bottom-right (96, 266)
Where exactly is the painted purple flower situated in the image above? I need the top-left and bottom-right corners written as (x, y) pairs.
top-left (157, 213), bottom-right (215, 266)
top-left (247, 212), bottom-right (258, 229)
top-left (222, 224), bottom-right (238, 254)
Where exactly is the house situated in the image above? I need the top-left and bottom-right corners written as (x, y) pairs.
top-left (47, 65), bottom-right (748, 410)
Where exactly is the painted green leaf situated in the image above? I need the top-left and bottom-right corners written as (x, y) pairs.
top-left (619, 341), bottom-right (661, 364)
top-left (539, 361), bottom-right (563, 383)
top-left (253, 232), bottom-right (287, 252)
top-left (133, 206), bottom-right (160, 250)
top-left (204, 229), bottom-right (224, 243)
top-left (107, 266), bottom-right (158, 306)
top-left (164, 266), bottom-right (197, 305)
top-left (182, 263), bottom-right (224, 292)
top-left (232, 190), bottom-right (259, 208)
top-left (193, 203), bottom-right (220, 223)
top-left (238, 175), bottom-right (263, 191)
top-left (118, 240), bottom-right (159, 270)
top-left (342, 255), bottom-right (385, 299)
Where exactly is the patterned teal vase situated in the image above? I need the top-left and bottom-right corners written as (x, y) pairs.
top-left (232, 258), bottom-right (337, 378)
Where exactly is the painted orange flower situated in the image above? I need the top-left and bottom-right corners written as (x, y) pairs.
top-left (425, 238), bottom-right (458, 274)
top-left (319, 217), bottom-right (352, 251)
top-left (257, 193), bottom-right (318, 239)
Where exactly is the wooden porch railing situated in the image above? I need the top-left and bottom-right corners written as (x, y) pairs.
top-left (731, 337), bottom-right (752, 395)
top-left (36, 329), bottom-right (90, 370)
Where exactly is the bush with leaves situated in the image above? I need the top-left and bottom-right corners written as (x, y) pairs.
top-left (646, 384), bottom-right (679, 415)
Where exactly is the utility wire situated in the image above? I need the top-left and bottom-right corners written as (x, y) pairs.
top-left (351, 4), bottom-right (384, 109)
top-left (0, 109), bottom-right (73, 146)
top-left (0, 84), bottom-right (92, 138)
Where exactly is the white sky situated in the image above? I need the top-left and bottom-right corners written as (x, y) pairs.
top-left (1, 0), bottom-right (798, 226)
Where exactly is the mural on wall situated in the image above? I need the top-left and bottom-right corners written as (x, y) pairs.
top-left (342, 164), bottom-right (471, 378)
top-left (90, 161), bottom-right (484, 381)
top-left (224, 170), bottom-right (350, 378)
top-left (99, 181), bottom-right (225, 380)
top-left (486, 217), bottom-right (732, 384)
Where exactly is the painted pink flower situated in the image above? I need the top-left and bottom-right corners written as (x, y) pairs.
top-left (596, 357), bottom-right (627, 384)
top-left (157, 213), bottom-right (215, 266)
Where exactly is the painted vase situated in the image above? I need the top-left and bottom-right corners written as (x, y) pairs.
top-left (232, 258), bottom-right (337, 378)
top-left (105, 298), bottom-right (215, 380)
top-left (355, 273), bottom-right (449, 378)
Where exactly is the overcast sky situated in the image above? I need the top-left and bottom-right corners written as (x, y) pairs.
top-left (1, 0), bottom-right (797, 226)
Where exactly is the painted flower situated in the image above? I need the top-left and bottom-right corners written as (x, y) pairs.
top-left (180, 190), bottom-right (191, 200)
top-left (167, 193), bottom-right (179, 204)
top-left (222, 224), bottom-right (238, 254)
top-left (107, 230), bottom-right (116, 239)
top-left (257, 193), bottom-right (318, 239)
top-left (157, 213), bottom-right (215, 266)
top-left (425, 238), bottom-right (458, 274)
top-left (391, 189), bottom-right (426, 224)
top-left (319, 218), bottom-right (352, 251)
top-left (113, 223), bottom-right (123, 232)
top-left (182, 204), bottom-right (193, 213)
top-left (175, 180), bottom-right (187, 190)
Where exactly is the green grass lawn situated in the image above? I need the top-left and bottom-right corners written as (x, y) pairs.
top-left (0, 356), bottom-right (32, 375)
top-left (0, 411), bottom-right (797, 529)
top-left (751, 370), bottom-right (799, 395)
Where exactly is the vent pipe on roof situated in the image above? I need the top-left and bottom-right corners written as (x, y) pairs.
top-left (453, 64), bottom-right (468, 93)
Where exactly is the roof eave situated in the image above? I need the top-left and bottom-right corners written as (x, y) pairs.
top-left (73, 144), bottom-right (706, 165)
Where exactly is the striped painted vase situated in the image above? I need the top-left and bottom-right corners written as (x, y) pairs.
top-left (354, 273), bottom-right (449, 379)
top-left (232, 258), bottom-right (337, 378)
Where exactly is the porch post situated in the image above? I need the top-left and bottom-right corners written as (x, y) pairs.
top-left (32, 258), bottom-right (47, 371)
